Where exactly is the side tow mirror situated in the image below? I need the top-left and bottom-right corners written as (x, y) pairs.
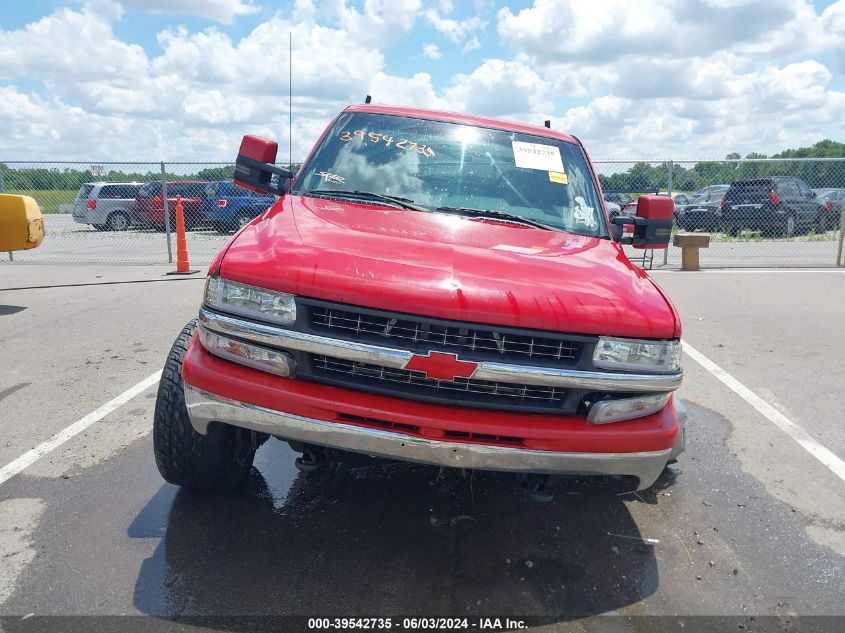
top-left (610, 195), bottom-right (674, 249)
top-left (632, 195), bottom-right (673, 249)
top-left (0, 193), bottom-right (45, 252)
top-left (234, 135), bottom-right (293, 196)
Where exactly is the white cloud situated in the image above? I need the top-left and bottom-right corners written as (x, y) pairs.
top-left (0, 2), bottom-right (147, 84)
top-left (462, 35), bottom-right (481, 53)
top-left (327, 0), bottom-right (423, 46)
top-left (0, 2), bottom-right (389, 159)
top-left (152, 15), bottom-right (384, 101)
top-left (489, 0), bottom-right (845, 158)
top-left (422, 43), bottom-right (442, 59)
top-left (116, 0), bottom-right (260, 24)
top-left (553, 60), bottom-right (845, 159)
top-left (0, 86), bottom-right (161, 159)
top-left (182, 90), bottom-right (257, 124)
top-left (497, 0), bottom-right (833, 63)
top-left (445, 59), bottom-right (551, 118)
top-left (368, 72), bottom-right (456, 111)
top-left (424, 5), bottom-right (486, 46)
top-left (820, 0), bottom-right (845, 64)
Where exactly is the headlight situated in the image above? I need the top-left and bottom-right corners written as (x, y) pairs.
top-left (204, 276), bottom-right (296, 325)
top-left (199, 327), bottom-right (296, 378)
top-left (588, 393), bottom-right (670, 424)
top-left (593, 337), bottom-right (681, 372)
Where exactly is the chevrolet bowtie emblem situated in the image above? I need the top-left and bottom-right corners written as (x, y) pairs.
top-left (404, 351), bottom-right (478, 381)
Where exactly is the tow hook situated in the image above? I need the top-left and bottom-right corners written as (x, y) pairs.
top-left (522, 474), bottom-right (556, 503)
top-left (294, 447), bottom-right (324, 473)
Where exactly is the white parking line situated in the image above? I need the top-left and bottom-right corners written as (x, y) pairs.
top-left (682, 341), bottom-right (845, 484)
top-left (0, 371), bottom-right (162, 486)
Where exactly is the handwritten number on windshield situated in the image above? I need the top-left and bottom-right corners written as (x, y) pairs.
top-left (339, 130), bottom-right (435, 157)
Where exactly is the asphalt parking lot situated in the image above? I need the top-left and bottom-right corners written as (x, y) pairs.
top-left (1, 264), bottom-right (844, 632)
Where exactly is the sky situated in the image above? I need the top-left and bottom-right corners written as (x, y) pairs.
top-left (1, 0), bottom-right (844, 162)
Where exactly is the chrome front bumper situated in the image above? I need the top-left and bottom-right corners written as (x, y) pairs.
top-left (183, 383), bottom-right (675, 490)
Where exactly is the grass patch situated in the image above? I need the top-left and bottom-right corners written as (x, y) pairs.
top-left (740, 229), bottom-right (764, 241)
top-left (717, 228), bottom-right (764, 242)
top-left (6, 189), bottom-right (77, 214)
top-left (806, 229), bottom-right (835, 242)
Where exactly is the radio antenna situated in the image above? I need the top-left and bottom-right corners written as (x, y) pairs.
top-left (289, 32), bottom-right (293, 169)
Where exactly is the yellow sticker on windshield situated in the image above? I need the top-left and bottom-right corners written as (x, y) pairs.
top-left (549, 171), bottom-right (568, 185)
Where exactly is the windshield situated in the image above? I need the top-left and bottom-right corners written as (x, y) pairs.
top-left (293, 112), bottom-right (607, 237)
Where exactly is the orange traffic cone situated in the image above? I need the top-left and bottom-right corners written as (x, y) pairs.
top-left (168, 194), bottom-right (197, 275)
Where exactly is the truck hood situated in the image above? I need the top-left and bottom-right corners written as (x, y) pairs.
top-left (219, 195), bottom-right (678, 338)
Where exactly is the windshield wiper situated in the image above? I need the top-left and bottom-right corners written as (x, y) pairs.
top-left (304, 189), bottom-right (430, 212)
top-left (435, 206), bottom-right (556, 231)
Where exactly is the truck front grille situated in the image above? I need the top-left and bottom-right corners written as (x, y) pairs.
top-left (310, 355), bottom-right (568, 412)
top-left (307, 303), bottom-right (583, 366)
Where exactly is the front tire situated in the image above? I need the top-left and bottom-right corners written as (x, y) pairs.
top-left (153, 320), bottom-right (257, 490)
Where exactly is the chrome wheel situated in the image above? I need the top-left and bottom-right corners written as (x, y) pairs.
top-left (107, 212), bottom-right (130, 231)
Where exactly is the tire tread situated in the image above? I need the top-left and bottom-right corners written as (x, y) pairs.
top-left (152, 320), bottom-right (254, 490)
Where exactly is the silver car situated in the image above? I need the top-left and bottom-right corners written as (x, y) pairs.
top-left (72, 182), bottom-right (142, 231)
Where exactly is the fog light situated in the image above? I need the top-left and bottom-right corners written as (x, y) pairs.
top-left (199, 326), bottom-right (295, 378)
top-left (588, 393), bottom-right (670, 424)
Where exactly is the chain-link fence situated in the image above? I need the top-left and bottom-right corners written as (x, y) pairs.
top-left (594, 158), bottom-right (845, 268)
top-left (2, 158), bottom-right (844, 267)
top-left (0, 161), bottom-right (297, 265)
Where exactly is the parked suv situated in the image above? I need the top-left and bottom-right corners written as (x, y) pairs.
top-left (152, 105), bottom-right (683, 499)
top-left (200, 180), bottom-right (276, 233)
top-left (132, 181), bottom-right (208, 230)
top-left (72, 182), bottom-right (142, 231)
top-left (722, 177), bottom-right (827, 236)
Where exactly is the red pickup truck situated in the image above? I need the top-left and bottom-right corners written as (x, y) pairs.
top-left (153, 104), bottom-right (683, 499)
top-left (133, 180), bottom-right (208, 229)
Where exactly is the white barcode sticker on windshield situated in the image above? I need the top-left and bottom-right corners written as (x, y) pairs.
top-left (512, 141), bottom-right (564, 172)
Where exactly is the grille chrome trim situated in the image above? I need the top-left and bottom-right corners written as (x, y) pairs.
top-left (312, 355), bottom-right (566, 406)
top-left (473, 362), bottom-right (681, 392)
top-left (200, 306), bottom-right (411, 369)
top-left (199, 307), bottom-right (683, 393)
top-left (309, 305), bottom-right (581, 362)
